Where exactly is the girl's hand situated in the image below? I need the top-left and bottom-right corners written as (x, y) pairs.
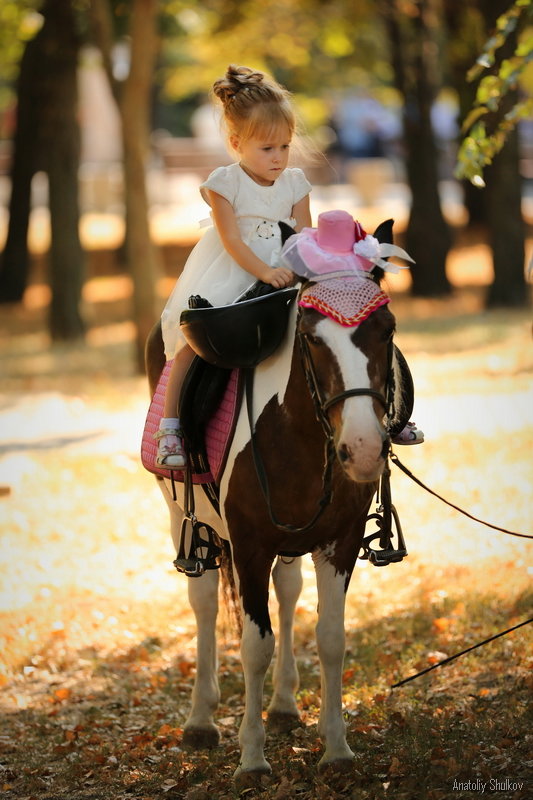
top-left (262, 267), bottom-right (294, 289)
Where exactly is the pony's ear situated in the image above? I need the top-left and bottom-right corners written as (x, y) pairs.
top-left (279, 220), bottom-right (296, 244)
top-left (373, 218), bottom-right (394, 245)
top-left (371, 219), bottom-right (394, 284)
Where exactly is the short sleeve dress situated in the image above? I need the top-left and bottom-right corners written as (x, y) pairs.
top-left (161, 163), bottom-right (311, 358)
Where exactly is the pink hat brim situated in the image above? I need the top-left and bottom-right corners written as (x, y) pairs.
top-left (281, 228), bottom-right (370, 279)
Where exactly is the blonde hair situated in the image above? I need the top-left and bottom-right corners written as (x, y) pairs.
top-left (212, 64), bottom-right (296, 146)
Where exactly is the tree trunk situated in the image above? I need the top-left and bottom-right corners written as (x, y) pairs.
top-left (481, 0), bottom-right (527, 308)
top-left (445, 0), bottom-right (527, 305)
top-left (485, 129), bottom-right (526, 307)
top-left (90, 0), bottom-right (161, 372)
top-left (44, 1), bottom-right (85, 339)
top-left (120, 0), bottom-right (161, 372)
top-left (384, 0), bottom-right (451, 296)
top-left (0, 0), bottom-right (85, 337)
top-left (404, 103), bottom-right (452, 296)
top-left (0, 21), bottom-right (45, 301)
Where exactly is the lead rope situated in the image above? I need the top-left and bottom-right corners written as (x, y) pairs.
top-left (392, 615), bottom-right (533, 689)
top-left (390, 451), bottom-right (533, 539)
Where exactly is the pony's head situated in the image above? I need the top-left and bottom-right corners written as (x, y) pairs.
top-left (297, 291), bottom-right (394, 483)
top-left (284, 212), bottom-right (408, 483)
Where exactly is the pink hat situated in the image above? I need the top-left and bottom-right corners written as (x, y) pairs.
top-left (280, 209), bottom-right (413, 280)
top-left (315, 210), bottom-right (365, 253)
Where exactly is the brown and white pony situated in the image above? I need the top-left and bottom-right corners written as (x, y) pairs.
top-left (146, 224), bottom-right (407, 779)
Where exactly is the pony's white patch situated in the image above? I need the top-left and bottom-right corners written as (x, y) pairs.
top-left (219, 301), bottom-right (298, 512)
top-left (315, 316), bottom-right (370, 394)
top-left (316, 316), bottom-right (385, 480)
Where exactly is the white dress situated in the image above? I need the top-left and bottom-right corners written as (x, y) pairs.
top-left (161, 162), bottom-right (311, 358)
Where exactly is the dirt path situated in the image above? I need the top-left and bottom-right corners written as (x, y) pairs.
top-left (0, 280), bottom-right (532, 799)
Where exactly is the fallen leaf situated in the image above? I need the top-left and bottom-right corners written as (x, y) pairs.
top-left (388, 756), bottom-right (403, 776)
top-left (342, 667), bottom-right (355, 683)
top-left (433, 617), bottom-right (451, 633)
top-left (427, 650), bottom-right (448, 665)
top-left (161, 780), bottom-right (179, 792)
top-left (53, 688), bottom-right (71, 702)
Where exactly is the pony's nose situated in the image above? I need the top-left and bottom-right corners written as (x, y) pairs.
top-left (338, 443), bottom-right (351, 463)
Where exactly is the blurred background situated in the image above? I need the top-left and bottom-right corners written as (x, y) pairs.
top-left (0, 0), bottom-right (531, 369)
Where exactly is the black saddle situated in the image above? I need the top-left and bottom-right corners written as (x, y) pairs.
top-left (179, 284), bottom-right (298, 370)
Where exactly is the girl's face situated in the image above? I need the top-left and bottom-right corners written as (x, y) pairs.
top-left (232, 127), bottom-right (292, 186)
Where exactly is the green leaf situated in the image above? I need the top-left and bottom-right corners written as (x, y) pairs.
top-left (461, 106), bottom-right (489, 133)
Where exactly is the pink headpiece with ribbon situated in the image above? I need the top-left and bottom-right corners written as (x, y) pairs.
top-left (280, 210), bottom-right (413, 327)
top-left (280, 209), bottom-right (414, 280)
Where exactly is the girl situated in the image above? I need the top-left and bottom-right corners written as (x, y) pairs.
top-left (155, 65), bottom-right (312, 467)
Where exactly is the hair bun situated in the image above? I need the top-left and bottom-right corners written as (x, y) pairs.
top-left (213, 64), bottom-right (265, 105)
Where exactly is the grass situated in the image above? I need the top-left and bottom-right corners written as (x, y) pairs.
top-left (0, 271), bottom-right (532, 798)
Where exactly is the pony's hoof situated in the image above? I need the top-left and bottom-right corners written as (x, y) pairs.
top-left (234, 766), bottom-right (271, 789)
top-left (182, 725), bottom-right (220, 750)
top-left (266, 710), bottom-right (301, 733)
top-left (318, 757), bottom-right (355, 775)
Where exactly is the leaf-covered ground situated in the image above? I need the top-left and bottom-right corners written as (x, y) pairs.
top-left (0, 268), bottom-right (532, 800)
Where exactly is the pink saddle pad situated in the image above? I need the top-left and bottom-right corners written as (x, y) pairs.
top-left (141, 360), bottom-right (241, 484)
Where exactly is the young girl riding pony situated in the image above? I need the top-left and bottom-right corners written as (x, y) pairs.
top-left (155, 65), bottom-right (422, 468)
top-left (156, 64), bottom-right (312, 467)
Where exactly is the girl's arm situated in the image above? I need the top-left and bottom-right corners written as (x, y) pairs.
top-left (207, 190), bottom-right (294, 289)
top-left (291, 194), bottom-right (312, 232)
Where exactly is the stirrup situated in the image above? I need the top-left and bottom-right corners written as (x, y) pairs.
top-left (360, 505), bottom-right (407, 566)
top-left (360, 462), bottom-right (408, 567)
top-left (173, 455), bottom-right (222, 577)
top-left (173, 515), bottom-right (222, 578)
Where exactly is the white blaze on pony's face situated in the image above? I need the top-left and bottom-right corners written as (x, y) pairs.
top-left (305, 313), bottom-right (390, 482)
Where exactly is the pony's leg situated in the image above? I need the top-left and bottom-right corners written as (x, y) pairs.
top-left (312, 547), bottom-right (355, 771)
top-left (234, 570), bottom-right (274, 779)
top-left (160, 480), bottom-right (221, 748)
top-left (183, 569), bottom-right (221, 748)
top-left (267, 556), bottom-right (302, 730)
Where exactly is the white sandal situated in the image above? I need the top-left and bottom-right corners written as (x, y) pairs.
top-left (154, 428), bottom-right (187, 468)
top-left (392, 421), bottom-right (424, 445)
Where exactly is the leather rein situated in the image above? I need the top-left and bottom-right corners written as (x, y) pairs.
top-left (246, 308), bottom-right (395, 534)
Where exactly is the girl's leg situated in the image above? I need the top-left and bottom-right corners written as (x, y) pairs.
top-left (164, 344), bottom-right (196, 418)
top-left (156, 344), bottom-right (196, 468)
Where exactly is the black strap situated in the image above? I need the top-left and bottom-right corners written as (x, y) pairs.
top-left (322, 387), bottom-right (387, 413)
top-left (245, 368), bottom-right (335, 533)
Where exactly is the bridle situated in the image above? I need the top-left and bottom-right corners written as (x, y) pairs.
top-left (246, 304), bottom-right (396, 534)
top-left (298, 328), bottom-right (392, 440)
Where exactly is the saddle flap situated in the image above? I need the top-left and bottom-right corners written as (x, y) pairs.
top-left (179, 357), bottom-right (243, 483)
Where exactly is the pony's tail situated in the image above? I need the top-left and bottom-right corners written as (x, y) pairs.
top-left (219, 540), bottom-right (242, 637)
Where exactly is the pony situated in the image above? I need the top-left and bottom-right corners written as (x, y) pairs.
top-left (144, 217), bottom-right (411, 780)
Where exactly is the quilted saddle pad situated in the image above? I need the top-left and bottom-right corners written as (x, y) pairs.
top-left (141, 360), bottom-right (241, 484)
